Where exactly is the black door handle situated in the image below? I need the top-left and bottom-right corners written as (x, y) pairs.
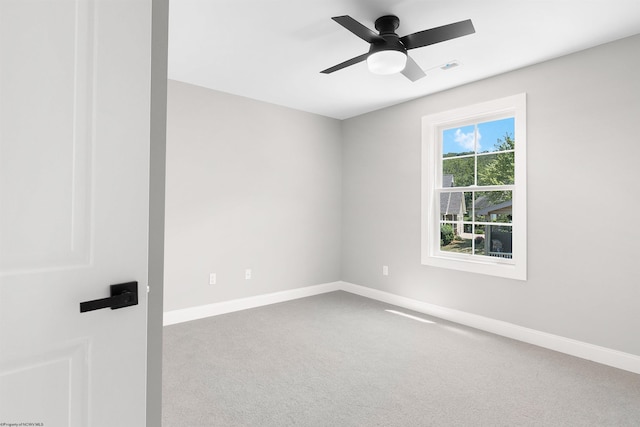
top-left (80, 281), bottom-right (138, 313)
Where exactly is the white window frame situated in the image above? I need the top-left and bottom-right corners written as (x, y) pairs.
top-left (421, 93), bottom-right (527, 280)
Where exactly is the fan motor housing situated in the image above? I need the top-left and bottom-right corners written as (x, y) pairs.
top-left (374, 15), bottom-right (400, 34)
top-left (371, 15), bottom-right (406, 55)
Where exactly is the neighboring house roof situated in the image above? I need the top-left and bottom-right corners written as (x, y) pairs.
top-left (440, 174), bottom-right (465, 216)
top-left (441, 192), bottom-right (465, 215)
top-left (474, 196), bottom-right (512, 216)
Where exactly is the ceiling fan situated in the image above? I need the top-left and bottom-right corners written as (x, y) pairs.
top-left (321, 15), bottom-right (475, 81)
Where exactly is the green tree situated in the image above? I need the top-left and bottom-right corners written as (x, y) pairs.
top-left (478, 133), bottom-right (514, 186)
top-left (477, 133), bottom-right (515, 205)
top-left (443, 152), bottom-right (474, 187)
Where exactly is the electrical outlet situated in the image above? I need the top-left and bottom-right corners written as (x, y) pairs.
top-left (209, 273), bottom-right (217, 285)
top-left (245, 269), bottom-right (252, 280)
top-left (382, 265), bottom-right (389, 276)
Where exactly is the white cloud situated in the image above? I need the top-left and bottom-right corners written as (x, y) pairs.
top-left (454, 128), bottom-right (481, 152)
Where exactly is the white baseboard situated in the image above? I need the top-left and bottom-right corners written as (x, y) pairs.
top-left (163, 280), bottom-right (640, 375)
top-left (163, 281), bottom-right (342, 326)
top-left (339, 281), bottom-right (640, 375)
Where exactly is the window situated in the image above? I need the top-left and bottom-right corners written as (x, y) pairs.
top-left (421, 94), bottom-right (527, 280)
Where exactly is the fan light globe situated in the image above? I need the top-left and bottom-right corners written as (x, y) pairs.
top-left (367, 50), bottom-right (407, 75)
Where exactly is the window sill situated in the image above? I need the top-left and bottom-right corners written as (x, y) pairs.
top-left (421, 253), bottom-right (527, 280)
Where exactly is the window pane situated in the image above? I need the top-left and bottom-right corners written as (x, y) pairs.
top-left (440, 222), bottom-right (472, 254)
top-left (442, 125), bottom-right (475, 157)
top-left (440, 190), bottom-right (470, 222)
top-left (484, 225), bottom-right (513, 259)
top-left (442, 157), bottom-right (474, 187)
top-left (462, 192), bottom-right (473, 221)
top-left (474, 191), bottom-right (512, 223)
top-left (472, 225), bottom-right (486, 256)
top-left (477, 118), bottom-right (514, 154)
top-left (477, 152), bottom-right (514, 186)
top-left (439, 223), bottom-right (455, 253)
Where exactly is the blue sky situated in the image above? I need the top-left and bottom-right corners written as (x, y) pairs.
top-left (442, 117), bottom-right (514, 155)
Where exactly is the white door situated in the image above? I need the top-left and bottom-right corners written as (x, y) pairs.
top-left (0, 0), bottom-right (152, 426)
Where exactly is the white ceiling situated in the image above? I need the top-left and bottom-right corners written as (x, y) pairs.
top-left (168, 1), bottom-right (640, 120)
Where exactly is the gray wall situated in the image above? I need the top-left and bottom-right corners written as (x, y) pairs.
top-left (165, 35), bottom-right (640, 357)
top-left (164, 81), bottom-right (342, 311)
top-left (342, 34), bottom-right (640, 356)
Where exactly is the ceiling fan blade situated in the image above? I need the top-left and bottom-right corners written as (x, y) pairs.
top-left (400, 19), bottom-right (475, 50)
top-left (332, 15), bottom-right (384, 44)
top-left (320, 52), bottom-right (369, 74)
top-left (401, 55), bottom-right (427, 82)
